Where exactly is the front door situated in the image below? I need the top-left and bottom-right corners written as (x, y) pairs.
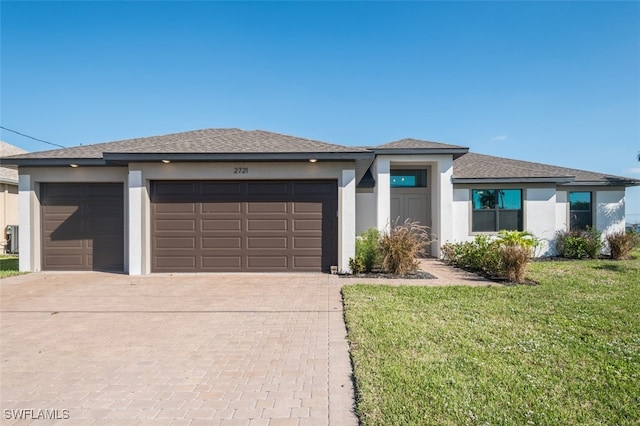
top-left (390, 168), bottom-right (431, 253)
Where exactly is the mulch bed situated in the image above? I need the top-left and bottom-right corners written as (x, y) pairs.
top-left (338, 270), bottom-right (437, 280)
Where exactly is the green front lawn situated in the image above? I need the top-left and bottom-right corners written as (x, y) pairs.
top-left (0, 255), bottom-right (21, 278)
top-left (343, 253), bottom-right (640, 425)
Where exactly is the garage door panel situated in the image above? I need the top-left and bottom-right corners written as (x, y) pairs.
top-left (155, 203), bottom-right (196, 214)
top-left (44, 239), bottom-right (84, 248)
top-left (86, 219), bottom-right (123, 234)
top-left (201, 256), bottom-right (242, 269)
top-left (202, 219), bottom-right (242, 231)
top-left (151, 180), bottom-right (337, 272)
top-left (43, 205), bottom-right (80, 215)
top-left (41, 183), bottom-right (124, 271)
top-left (155, 256), bottom-right (196, 269)
top-left (247, 219), bottom-right (288, 231)
top-left (246, 202), bottom-right (287, 214)
top-left (201, 237), bottom-right (242, 249)
top-left (201, 202), bottom-right (241, 214)
top-left (293, 237), bottom-right (322, 249)
top-left (86, 184), bottom-right (123, 197)
top-left (156, 237), bottom-right (196, 249)
top-left (293, 219), bottom-right (322, 231)
top-left (293, 256), bottom-right (322, 268)
top-left (292, 202), bottom-right (322, 213)
top-left (44, 254), bottom-right (86, 269)
top-left (154, 182), bottom-right (199, 196)
top-left (248, 256), bottom-right (288, 269)
top-left (155, 219), bottom-right (196, 231)
top-left (247, 182), bottom-right (288, 196)
top-left (42, 184), bottom-right (85, 198)
top-left (201, 182), bottom-right (243, 195)
top-left (293, 181), bottom-right (336, 195)
top-left (247, 237), bottom-right (288, 249)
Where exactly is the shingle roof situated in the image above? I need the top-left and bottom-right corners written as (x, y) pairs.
top-left (3, 128), bottom-right (368, 160)
top-left (375, 138), bottom-right (467, 150)
top-left (0, 141), bottom-right (27, 183)
top-left (453, 152), bottom-right (640, 186)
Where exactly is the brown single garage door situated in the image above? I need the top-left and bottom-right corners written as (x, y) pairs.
top-left (41, 183), bottom-right (124, 271)
top-left (151, 180), bottom-right (338, 272)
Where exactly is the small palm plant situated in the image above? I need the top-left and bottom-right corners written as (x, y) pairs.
top-left (495, 230), bottom-right (538, 283)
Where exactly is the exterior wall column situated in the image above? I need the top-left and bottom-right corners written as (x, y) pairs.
top-left (128, 170), bottom-right (144, 275)
top-left (434, 157), bottom-right (454, 257)
top-left (339, 169), bottom-right (356, 273)
top-left (18, 174), bottom-right (33, 272)
top-left (374, 157), bottom-right (391, 231)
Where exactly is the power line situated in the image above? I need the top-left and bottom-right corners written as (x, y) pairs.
top-left (0, 126), bottom-right (66, 149)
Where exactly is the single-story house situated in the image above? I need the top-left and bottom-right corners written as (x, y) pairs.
top-left (0, 141), bottom-right (27, 254)
top-left (1, 128), bottom-right (638, 274)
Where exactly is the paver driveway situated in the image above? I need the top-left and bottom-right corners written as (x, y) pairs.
top-left (0, 273), bottom-right (356, 425)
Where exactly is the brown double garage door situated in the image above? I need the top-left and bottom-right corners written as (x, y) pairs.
top-left (152, 180), bottom-right (338, 272)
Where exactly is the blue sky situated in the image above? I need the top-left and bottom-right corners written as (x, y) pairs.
top-left (2, 1), bottom-right (639, 221)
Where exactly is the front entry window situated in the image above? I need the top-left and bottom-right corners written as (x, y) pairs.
top-left (390, 169), bottom-right (427, 188)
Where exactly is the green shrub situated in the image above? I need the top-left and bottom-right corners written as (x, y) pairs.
top-left (564, 235), bottom-right (589, 259)
top-left (348, 256), bottom-right (365, 274)
top-left (558, 227), bottom-right (603, 259)
top-left (355, 228), bottom-right (381, 273)
top-left (379, 219), bottom-right (431, 276)
top-left (583, 226), bottom-right (603, 259)
top-left (606, 230), bottom-right (640, 260)
top-left (442, 231), bottom-right (538, 283)
top-left (555, 230), bottom-right (569, 257)
top-left (440, 235), bottom-right (501, 275)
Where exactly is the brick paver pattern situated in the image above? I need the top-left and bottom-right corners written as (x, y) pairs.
top-left (0, 273), bottom-right (356, 425)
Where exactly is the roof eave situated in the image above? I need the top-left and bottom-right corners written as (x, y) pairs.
top-left (374, 148), bottom-right (469, 157)
top-left (452, 177), bottom-right (575, 184)
top-left (102, 152), bottom-right (373, 164)
top-left (0, 158), bottom-right (106, 167)
top-left (1, 152), bottom-right (374, 167)
top-left (559, 180), bottom-right (640, 187)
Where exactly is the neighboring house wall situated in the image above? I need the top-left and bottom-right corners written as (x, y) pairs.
top-left (1, 183), bottom-right (20, 253)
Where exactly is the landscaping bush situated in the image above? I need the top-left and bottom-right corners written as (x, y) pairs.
top-left (441, 235), bottom-right (500, 275)
top-left (355, 228), bottom-right (381, 273)
top-left (583, 226), bottom-right (603, 259)
top-left (379, 219), bottom-right (431, 275)
top-left (442, 231), bottom-right (537, 283)
top-left (564, 234), bottom-right (589, 259)
top-left (606, 230), bottom-right (640, 260)
top-left (495, 230), bottom-right (538, 283)
top-left (557, 227), bottom-right (602, 259)
top-left (555, 230), bottom-right (569, 257)
top-left (348, 256), bottom-right (365, 274)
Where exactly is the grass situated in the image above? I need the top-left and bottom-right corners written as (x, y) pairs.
top-left (0, 255), bottom-right (22, 278)
top-left (343, 252), bottom-right (640, 425)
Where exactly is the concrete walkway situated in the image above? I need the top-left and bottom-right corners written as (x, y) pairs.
top-left (0, 260), bottom-right (489, 425)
